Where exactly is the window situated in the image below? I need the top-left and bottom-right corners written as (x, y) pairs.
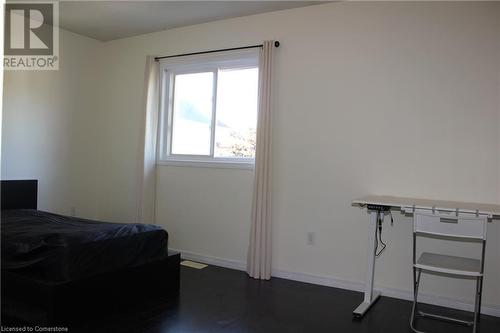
top-left (158, 50), bottom-right (259, 168)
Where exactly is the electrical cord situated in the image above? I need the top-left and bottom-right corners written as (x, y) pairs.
top-left (375, 224), bottom-right (386, 257)
top-left (374, 212), bottom-right (388, 257)
top-left (376, 225), bottom-right (387, 257)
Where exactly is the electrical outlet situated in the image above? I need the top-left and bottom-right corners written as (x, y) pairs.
top-left (307, 232), bottom-right (315, 245)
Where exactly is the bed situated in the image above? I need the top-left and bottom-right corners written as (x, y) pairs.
top-left (1, 180), bottom-right (180, 325)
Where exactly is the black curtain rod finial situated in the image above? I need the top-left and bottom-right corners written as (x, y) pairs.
top-left (274, 41), bottom-right (280, 48)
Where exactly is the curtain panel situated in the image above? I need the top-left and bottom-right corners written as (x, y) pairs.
top-left (137, 56), bottom-right (160, 224)
top-left (247, 41), bottom-right (275, 280)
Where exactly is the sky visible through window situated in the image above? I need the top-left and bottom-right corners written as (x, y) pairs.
top-left (171, 72), bottom-right (214, 155)
top-left (171, 67), bottom-right (258, 158)
top-left (215, 67), bottom-right (258, 158)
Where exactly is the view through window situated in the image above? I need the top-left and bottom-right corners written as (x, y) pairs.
top-left (160, 52), bottom-right (258, 165)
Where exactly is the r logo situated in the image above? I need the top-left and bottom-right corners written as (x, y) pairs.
top-left (4, 3), bottom-right (54, 55)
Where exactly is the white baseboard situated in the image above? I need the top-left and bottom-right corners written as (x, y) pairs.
top-left (172, 248), bottom-right (500, 318)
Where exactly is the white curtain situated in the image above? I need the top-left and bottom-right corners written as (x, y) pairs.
top-left (137, 56), bottom-right (160, 223)
top-left (247, 41), bottom-right (275, 280)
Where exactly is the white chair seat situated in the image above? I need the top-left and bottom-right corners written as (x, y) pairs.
top-left (415, 252), bottom-right (482, 277)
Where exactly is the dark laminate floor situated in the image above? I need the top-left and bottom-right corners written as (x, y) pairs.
top-left (5, 265), bottom-right (500, 332)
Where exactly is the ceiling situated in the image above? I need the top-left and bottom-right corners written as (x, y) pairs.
top-left (59, 1), bottom-right (324, 41)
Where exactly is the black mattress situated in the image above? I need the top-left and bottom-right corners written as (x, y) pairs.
top-left (1, 209), bottom-right (169, 283)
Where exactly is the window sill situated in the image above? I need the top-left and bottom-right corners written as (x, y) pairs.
top-left (157, 159), bottom-right (255, 170)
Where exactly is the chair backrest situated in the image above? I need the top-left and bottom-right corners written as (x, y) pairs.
top-left (413, 210), bottom-right (487, 240)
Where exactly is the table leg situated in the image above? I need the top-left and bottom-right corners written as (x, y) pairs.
top-left (353, 210), bottom-right (380, 319)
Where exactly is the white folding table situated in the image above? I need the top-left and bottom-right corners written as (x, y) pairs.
top-left (352, 195), bottom-right (500, 319)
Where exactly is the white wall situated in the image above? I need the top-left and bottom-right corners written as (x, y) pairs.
top-left (95, 2), bottom-right (500, 312)
top-left (494, 10), bottom-right (500, 315)
top-left (496, 12), bottom-right (500, 314)
top-left (2, 29), bottom-right (101, 218)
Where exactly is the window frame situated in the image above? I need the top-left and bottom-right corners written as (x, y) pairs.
top-left (157, 50), bottom-right (259, 169)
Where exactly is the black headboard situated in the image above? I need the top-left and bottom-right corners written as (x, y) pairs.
top-left (1, 180), bottom-right (38, 210)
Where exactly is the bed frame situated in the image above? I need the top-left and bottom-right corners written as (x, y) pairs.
top-left (1, 180), bottom-right (180, 325)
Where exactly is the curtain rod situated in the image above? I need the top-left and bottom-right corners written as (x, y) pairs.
top-left (154, 41), bottom-right (280, 61)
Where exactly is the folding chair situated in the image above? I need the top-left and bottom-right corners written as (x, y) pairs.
top-left (409, 209), bottom-right (487, 333)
